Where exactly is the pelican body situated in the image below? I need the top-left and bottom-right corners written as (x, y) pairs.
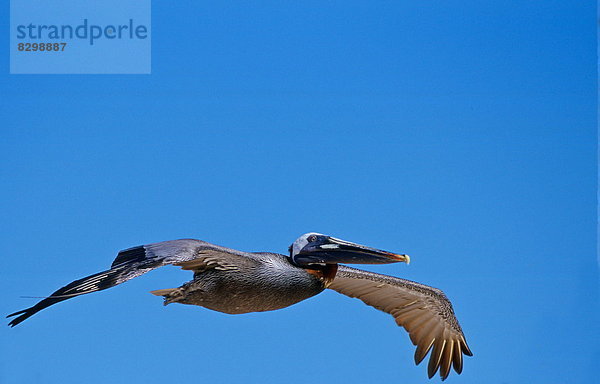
top-left (154, 252), bottom-right (329, 313)
top-left (7, 233), bottom-right (472, 380)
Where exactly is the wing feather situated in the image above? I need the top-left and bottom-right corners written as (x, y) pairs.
top-left (7, 239), bottom-right (259, 327)
top-left (428, 338), bottom-right (445, 378)
top-left (328, 265), bottom-right (471, 380)
top-left (452, 340), bottom-right (464, 374)
top-left (440, 338), bottom-right (454, 380)
top-left (415, 337), bottom-right (436, 365)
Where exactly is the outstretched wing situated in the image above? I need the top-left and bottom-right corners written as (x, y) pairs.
top-left (7, 239), bottom-right (258, 327)
top-left (328, 265), bottom-right (472, 380)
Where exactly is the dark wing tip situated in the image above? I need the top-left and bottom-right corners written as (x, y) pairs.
top-left (427, 368), bottom-right (436, 379)
top-left (7, 307), bottom-right (36, 327)
top-left (8, 318), bottom-right (22, 327)
top-left (6, 296), bottom-right (68, 327)
top-left (6, 308), bottom-right (28, 318)
top-left (422, 337), bottom-right (473, 380)
top-left (414, 340), bottom-right (435, 365)
top-left (6, 267), bottom-right (129, 327)
top-left (462, 339), bottom-right (473, 356)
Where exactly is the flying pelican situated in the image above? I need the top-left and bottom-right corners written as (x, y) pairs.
top-left (7, 233), bottom-right (472, 380)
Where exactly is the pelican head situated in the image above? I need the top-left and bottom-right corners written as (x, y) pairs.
top-left (289, 232), bottom-right (409, 267)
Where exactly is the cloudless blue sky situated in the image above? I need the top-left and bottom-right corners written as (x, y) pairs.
top-left (1, 1), bottom-right (597, 383)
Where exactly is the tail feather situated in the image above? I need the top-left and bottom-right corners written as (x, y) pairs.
top-left (150, 288), bottom-right (179, 296)
top-left (150, 287), bottom-right (184, 306)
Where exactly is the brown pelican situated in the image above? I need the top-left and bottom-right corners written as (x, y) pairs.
top-left (7, 233), bottom-right (472, 380)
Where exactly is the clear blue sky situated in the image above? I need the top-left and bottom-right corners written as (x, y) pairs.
top-left (1, 1), bottom-right (597, 383)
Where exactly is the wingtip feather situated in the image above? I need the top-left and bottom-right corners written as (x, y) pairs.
top-left (452, 341), bottom-right (463, 374)
top-left (6, 308), bottom-right (28, 318)
top-left (414, 338), bottom-right (435, 365)
top-left (427, 339), bottom-right (445, 379)
top-left (439, 339), bottom-right (453, 380)
top-left (462, 339), bottom-right (473, 356)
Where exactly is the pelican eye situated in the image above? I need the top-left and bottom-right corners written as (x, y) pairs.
top-left (307, 235), bottom-right (318, 242)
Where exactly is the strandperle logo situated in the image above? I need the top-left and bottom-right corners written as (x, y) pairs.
top-left (11, 0), bottom-right (151, 74)
top-left (15, 19), bottom-right (149, 45)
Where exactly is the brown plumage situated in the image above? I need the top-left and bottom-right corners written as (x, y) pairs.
top-left (329, 265), bottom-right (472, 379)
top-left (7, 233), bottom-right (472, 380)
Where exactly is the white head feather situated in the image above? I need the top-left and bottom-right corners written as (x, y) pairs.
top-left (290, 232), bottom-right (323, 257)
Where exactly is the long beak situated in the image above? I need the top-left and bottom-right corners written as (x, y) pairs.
top-left (293, 237), bottom-right (410, 266)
